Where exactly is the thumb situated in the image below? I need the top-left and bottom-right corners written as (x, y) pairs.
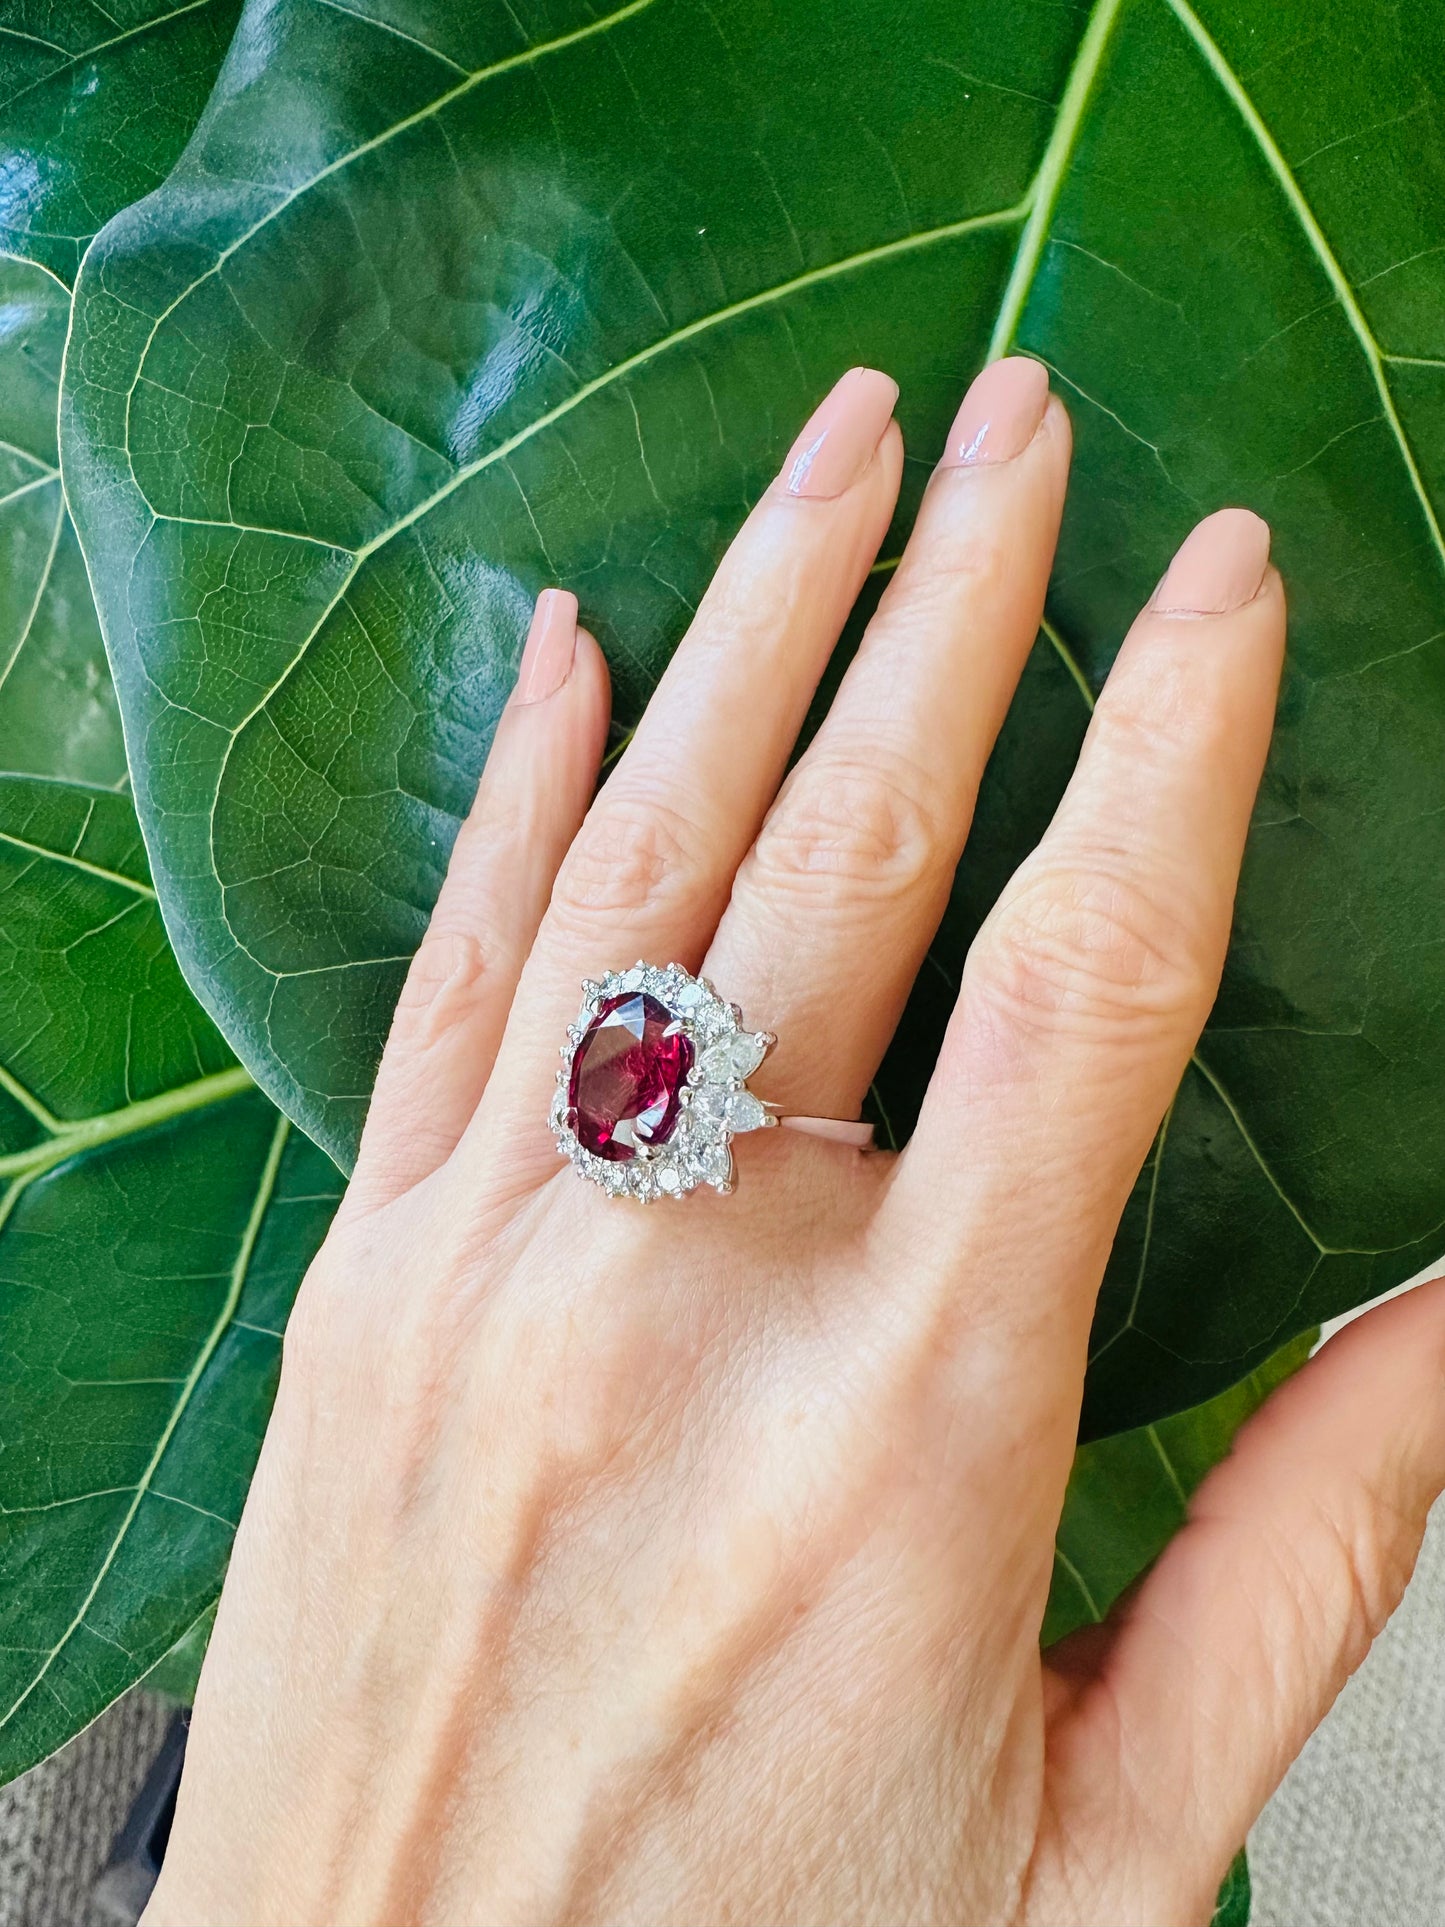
top-left (1042, 1277), bottom-right (1445, 1923)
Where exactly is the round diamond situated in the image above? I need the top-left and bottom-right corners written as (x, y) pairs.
top-left (567, 993), bottom-right (694, 1162)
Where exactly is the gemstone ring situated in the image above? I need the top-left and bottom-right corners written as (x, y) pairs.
top-left (551, 962), bottom-right (874, 1201)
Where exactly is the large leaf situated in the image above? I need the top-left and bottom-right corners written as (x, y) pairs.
top-left (0, 776), bottom-right (341, 1783)
top-left (0, 0), bottom-right (342, 1784)
top-left (61, 0), bottom-right (1445, 1433)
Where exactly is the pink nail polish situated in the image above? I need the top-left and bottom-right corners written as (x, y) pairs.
top-left (514, 588), bottom-right (578, 703)
top-left (1152, 509), bottom-right (1271, 615)
top-left (939, 357), bottom-right (1050, 467)
top-left (779, 367), bottom-right (899, 499)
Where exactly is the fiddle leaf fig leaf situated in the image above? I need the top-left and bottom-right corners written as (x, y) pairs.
top-left (60, 0), bottom-right (1445, 1435)
top-left (0, 0), bottom-right (340, 1786)
top-left (0, 776), bottom-right (341, 1786)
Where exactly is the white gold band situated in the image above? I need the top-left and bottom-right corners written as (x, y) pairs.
top-left (778, 1115), bottom-right (875, 1148)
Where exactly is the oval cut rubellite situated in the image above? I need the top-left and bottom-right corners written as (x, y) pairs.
top-left (568, 992), bottom-right (694, 1161)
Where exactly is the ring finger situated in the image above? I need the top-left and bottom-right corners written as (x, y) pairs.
top-left (704, 358), bottom-right (1071, 1121)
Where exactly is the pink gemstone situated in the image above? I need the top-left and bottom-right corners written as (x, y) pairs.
top-left (568, 992), bottom-right (693, 1161)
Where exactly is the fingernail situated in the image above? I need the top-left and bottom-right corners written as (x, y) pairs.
top-left (514, 588), bottom-right (578, 703)
top-left (939, 356), bottom-right (1050, 467)
top-left (1152, 509), bottom-right (1271, 615)
top-left (779, 367), bottom-right (899, 499)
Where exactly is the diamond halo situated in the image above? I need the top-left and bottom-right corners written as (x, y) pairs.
top-left (550, 961), bottom-right (777, 1202)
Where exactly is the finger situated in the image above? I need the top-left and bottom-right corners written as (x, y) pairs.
top-left (1040, 1278), bottom-right (1445, 1924)
top-left (894, 510), bottom-right (1284, 1384)
top-left (474, 369), bottom-right (903, 1151)
top-left (705, 359), bottom-right (1069, 1118)
top-left (347, 591), bottom-right (608, 1211)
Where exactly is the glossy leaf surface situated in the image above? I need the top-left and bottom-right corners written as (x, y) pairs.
top-left (0, 776), bottom-right (340, 1783)
top-left (0, 0), bottom-right (243, 284)
top-left (63, 0), bottom-right (1445, 1432)
top-left (0, 0), bottom-right (246, 786)
top-left (0, 5), bottom-right (339, 1784)
top-left (0, 254), bottom-right (125, 786)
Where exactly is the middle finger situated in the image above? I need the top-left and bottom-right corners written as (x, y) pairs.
top-left (705, 358), bottom-right (1071, 1121)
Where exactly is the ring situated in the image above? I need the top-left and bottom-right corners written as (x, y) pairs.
top-left (550, 961), bottom-right (874, 1201)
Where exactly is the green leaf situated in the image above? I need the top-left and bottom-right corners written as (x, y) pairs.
top-left (144, 1597), bottom-right (216, 1704)
top-left (0, 0), bottom-right (247, 786)
top-left (0, 6), bottom-right (339, 1784)
top-left (61, 0), bottom-right (1445, 1433)
top-left (0, 254), bottom-right (126, 787)
top-left (0, 775), bottom-right (342, 1784)
top-left (1211, 1850), bottom-right (1252, 1927)
top-left (0, 0), bottom-right (244, 284)
top-left (1045, 1328), bottom-right (1313, 1646)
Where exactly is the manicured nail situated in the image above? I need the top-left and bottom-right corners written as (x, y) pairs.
top-left (1152, 509), bottom-right (1271, 615)
top-left (939, 356), bottom-right (1050, 467)
top-left (779, 367), bottom-right (899, 499)
top-left (514, 588), bottom-right (578, 703)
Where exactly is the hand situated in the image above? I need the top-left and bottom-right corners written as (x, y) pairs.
top-left (146, 360), bottom-right (1445, 1927)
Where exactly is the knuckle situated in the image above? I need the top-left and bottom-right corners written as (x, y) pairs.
top-left (554, 792), bottom-right (705, 924)
top-left (887, 515), bottom-right (1013, 609)
top-left (395, 929), bottom-right (489, 1018)
top-left (750, 752), bottom-right (946, 904)
top-left (862, 551), bottom-right (1014, 672)
top-left (1311, 1485), bottom-right (1421, 1674)
top-left (378, 930), bottom-right (495, 1066)
top-left (974, 860), bottom-right (1211, 1039)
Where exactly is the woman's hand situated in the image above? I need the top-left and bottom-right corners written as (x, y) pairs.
top-left (147, 360), bottom-right (1445, 1927)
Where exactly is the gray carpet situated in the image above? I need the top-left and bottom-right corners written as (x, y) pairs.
top-left (1250, 1496), bottom-right (1445, 1927)
top-left (0, 1690), bottom-right (170, 1927)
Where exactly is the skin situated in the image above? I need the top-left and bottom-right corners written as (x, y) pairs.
top-left (146, 364), bottom-right (1445, 1927)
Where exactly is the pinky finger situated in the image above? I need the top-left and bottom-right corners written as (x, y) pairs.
top-left (347, 591), bottom-right (610, 1211)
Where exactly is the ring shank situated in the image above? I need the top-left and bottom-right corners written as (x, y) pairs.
top-left (777, 1115), bottom-right (875, 1148)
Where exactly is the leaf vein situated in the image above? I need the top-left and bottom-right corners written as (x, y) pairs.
top-left (0, 1111), bottom-right (288, 1734)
